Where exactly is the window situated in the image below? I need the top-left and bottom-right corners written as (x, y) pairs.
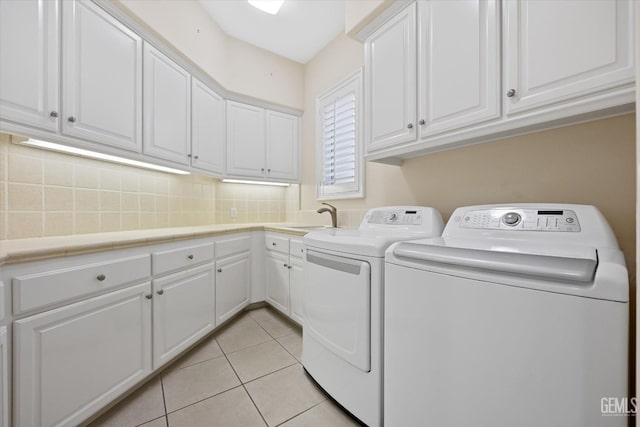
top-left (316, 68), bottom-right (364, 200)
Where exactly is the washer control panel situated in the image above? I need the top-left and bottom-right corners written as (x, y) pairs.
top-left (367, 209), bottom-right (423, 225)
top-left (459, 208), bottom-right (581, 232)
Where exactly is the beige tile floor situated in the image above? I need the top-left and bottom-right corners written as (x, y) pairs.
top-left (88, 307), bottom-right (360, 427)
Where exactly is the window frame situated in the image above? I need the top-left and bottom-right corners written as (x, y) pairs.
top-left (315, 68), bottom-right (365, 200)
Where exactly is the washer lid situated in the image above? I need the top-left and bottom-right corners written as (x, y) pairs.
top-left (386, 237), bottom-right (629, 302)
top-left (304, 228), bottom-right (438, 257)
top-left (393, 240), bottom-right (597, 282)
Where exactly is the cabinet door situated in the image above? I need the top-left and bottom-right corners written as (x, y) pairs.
top-left (192, 78), bottom-right (225, 175)
top-left (418, 0), bottom-right (499, 136)
top-left (152, 264), bottom-right (215, 369)
top-left (265, 251), bottom-right (289, 315)
top-left (504, 0), bottom-right (634, 115)
top-left (143, 43), bottom-right (191, 165)
top-left (13, 283), bottom-right (152, 427)
top-left (0, 0), bottom-right (59, 131)
top-left (364, 2), bottom-right (417, 152)
top-left (0, 326), bottom-right (7, 427)
top-left (215, 252), bottom-right (251, 325)
top-left (288, 257), bottom-right (304, 326)
top-left (62, 0), bottom-right (142, 151)
top-left (265, 110), bottom-right (299, 181)
top-left (226, 101), bottom-right (266, 178)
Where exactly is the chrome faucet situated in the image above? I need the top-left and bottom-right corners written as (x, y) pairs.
top-left (317, 202), bottom-right (338, 228)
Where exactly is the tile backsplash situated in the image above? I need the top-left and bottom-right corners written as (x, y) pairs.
top-left (0, 133), bottom-right (289, 239)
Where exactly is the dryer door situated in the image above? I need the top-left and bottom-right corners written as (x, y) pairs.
top-left (304, 249), bottom-right (371, 372)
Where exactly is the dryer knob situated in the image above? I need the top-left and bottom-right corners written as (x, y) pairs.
top-left (502, 212), bottom-right (521, 226)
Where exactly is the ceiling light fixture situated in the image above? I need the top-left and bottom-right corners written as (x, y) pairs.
top-left (20, 139), bottom-right (191, 175)
top-left (248, 0), bottom-right (284, 15)
top-left (222, 178), bottom-right (290, 187)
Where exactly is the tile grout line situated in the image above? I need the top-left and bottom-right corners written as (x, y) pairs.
top-left (159, 376), bottom-right (169, 426)
top-left (221, 345), bottom-right (270, 427)
top-left (273, 400), bottom-right (328, 427)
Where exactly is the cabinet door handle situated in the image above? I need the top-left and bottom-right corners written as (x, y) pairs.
top-left (283, 263), bottom-right (288, 268)
top-left (217, 268), bottom-right (222, 273)
top-left (419, 119), bottom-right (425, 125)
top-left (68, 116), bottom-right (76, 123)
top-left (96, 274), bottom-right (106, 281)
top-left (407, 123), bottom-right (413, 129)
top-left (261, 168), bottom-right (265, 172)
top-left (267, 168), bottom-right (271, 173)
top-left (145, 294), bottom-right (152, 300)
top-left (272, 242), bottom-right (277, 246)
top-left (50, 111), bottom-right (59, 118)
top-left (194, 155), bottom-right (199, 159)
top-left (506, 89), bottom-right (516, 97)
top-left (288, 265), bottom-right (292, 269)
top-left (157, 289), bottom-right (164, 295)
top-left (187, 154), bottom-right (192, 158)
top-left (187, 254), bottom-right (194, 260)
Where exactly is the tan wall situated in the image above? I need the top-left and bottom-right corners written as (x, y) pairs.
top-left (299, 33), bottom-right (636, 278)
top-left (116, 0), bottom-right (305, 110)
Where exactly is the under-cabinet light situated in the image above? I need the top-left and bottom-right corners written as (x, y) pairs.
top-left (222, 179), bottom-right (290, 187)
top-left (248, 0), bottom-right (284, 15)
top-left (20, 139), bottom-right (191, 175)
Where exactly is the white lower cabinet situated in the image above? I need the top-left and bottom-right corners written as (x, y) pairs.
top-left (265, 234), bottom-right (305, 325)
top-left (152, 264), bottom-right (215, 369)
top-left (0, 326), bottom-right (8, 427)
top-left (13, 282), bottom-right (153, 427)
top-left (265, 250), bottom-right (290, 315)
top-left (288, 255), bottom-right (305, 325)
top-left (215, 252), bottom-right (251, 324)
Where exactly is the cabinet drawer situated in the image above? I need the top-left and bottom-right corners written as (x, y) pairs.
top-left (152, 242), bottom-right (214, 276)
top-left (265, 234), bottom-right (289, 254)
top-left (290, 239), bottom-right (304, 259)
top-left (215, 235), bottom-right (251, 258)
top-left (13, 254), bottom-right (151, 315)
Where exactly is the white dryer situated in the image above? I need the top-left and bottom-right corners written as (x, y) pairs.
top-left (384, 204), bottom-right (629, 427)
top-left (303, 206), bottom-right (444, 427)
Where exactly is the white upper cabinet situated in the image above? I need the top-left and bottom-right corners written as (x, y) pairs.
top-left (266, 110), bottom-right (299, 181)
top-left (418, 0), bottom-right (499, 136)
top-left (62, 0), bottom-right (142, 151)
top-left (192, 78), bottom-right (225, 175)
top-left (143, 43), bottom-right (191, 165)
top-left (226, 101), bottom-right (299, 182)
top-left (364, 2), bottom-right (417, 151)
top-left (0, 0), bottom-right (59, 131)
top-left (226, 101), bottom-right (266, 178)
top-left (504, 0), bottom-right (634, 115)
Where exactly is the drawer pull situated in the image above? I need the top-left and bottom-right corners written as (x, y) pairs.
top-left (145, 294), bottom-right (152, 300)
top-left (157, 289), bottom-right (164, 295)
top-left (96, 274), bottom-right (106, 282)
top-left (187, 254), bottom-right (194, 260)
top-left (217, 268), bottom-right (222, 273)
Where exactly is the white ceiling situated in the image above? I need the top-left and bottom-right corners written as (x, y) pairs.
top-left (199, 0), bottom-right (345, 64)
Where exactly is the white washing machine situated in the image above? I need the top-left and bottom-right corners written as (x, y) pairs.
top-left (384, 204), bottom-right (629, 427)
top-left (302, 206), bottom-right (444, 427)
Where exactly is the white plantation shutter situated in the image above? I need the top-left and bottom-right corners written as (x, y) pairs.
top-left (316, 69), bottom-right (364, 199)
top-left (323, 92), bottom-right (356, 185)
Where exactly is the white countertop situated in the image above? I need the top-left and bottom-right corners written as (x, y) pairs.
top-left (0, 223), bottom-right (326, 265)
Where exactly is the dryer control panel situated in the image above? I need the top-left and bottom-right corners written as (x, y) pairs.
top-left (367, 209), bottom-right (423, 225)
top-left (459, 208), bottom-right (581, 232)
